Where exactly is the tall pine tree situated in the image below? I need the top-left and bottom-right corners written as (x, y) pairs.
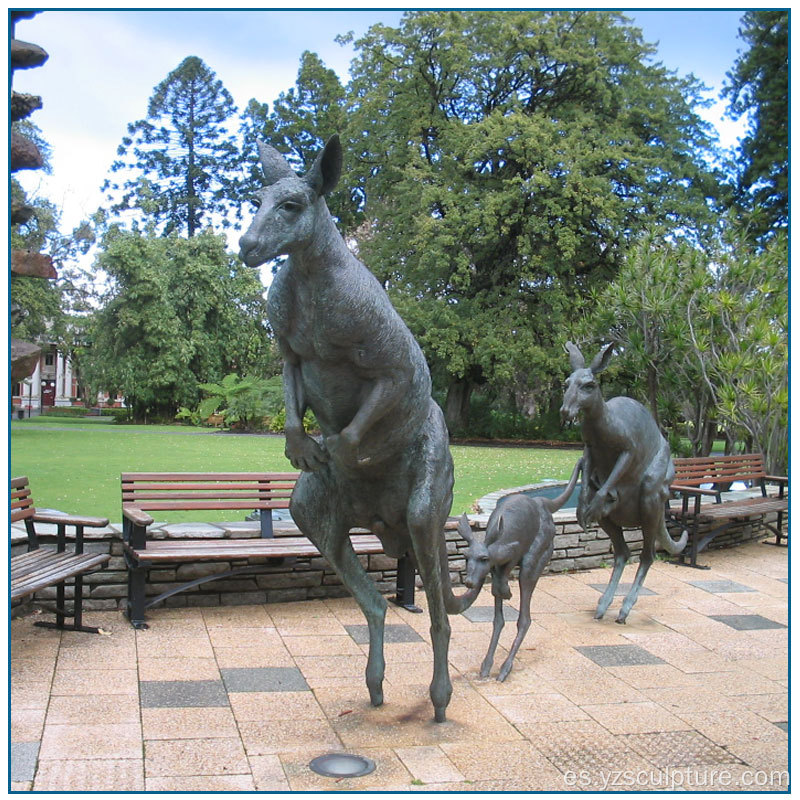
top-left (102, 56), bottom-right (241, 237)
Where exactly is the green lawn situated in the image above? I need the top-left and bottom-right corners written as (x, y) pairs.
top-left (10, 418), bottom-right (582, 521)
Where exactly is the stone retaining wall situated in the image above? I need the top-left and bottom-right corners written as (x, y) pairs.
top-left (11, 508), bottom-right (776, 616)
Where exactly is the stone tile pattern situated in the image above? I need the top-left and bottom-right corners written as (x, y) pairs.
top-left (10, 538), bottom-right (787, 792)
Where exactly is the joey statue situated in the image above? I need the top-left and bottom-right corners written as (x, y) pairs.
top-left (239, 135), bottom-right (458, 722)
top-left (560, 342), bottom-right (687, 623)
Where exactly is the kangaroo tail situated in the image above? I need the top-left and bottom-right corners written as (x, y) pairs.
top-left (656, 517), bottom-right (688, 555)
top-left (542, 457), bottom-right (584, 514)
top-left (439, 528), bottom-right (482, 615)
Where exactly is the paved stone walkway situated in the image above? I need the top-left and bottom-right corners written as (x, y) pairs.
top-left (10, 539), bottom-right (788, 791)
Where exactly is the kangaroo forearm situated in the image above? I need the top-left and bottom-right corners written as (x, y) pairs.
top-left (343, 375), bottom-right (402, 442)
top-left (282, 361), bottom-right (306, 433)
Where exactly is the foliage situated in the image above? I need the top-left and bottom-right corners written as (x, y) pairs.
top-left (84, 228), bottom-right (273, 421)
top-left (240, 51), bottom-right (358, 231)
top-left (722, 11), bottom-right (788, 240)
top-left (11, 169), bottom-right (97, 350)
top-left (195, 373), bottom-right (271, 431)
top-left (101, 56), bottom-right (242, 237)
top-left (584, 231), bottom-right (708, 433)
top-left (585, 221), bottom-right (788, 470)
top-left (339, 10), bottom-right (724, 431)
top-left (686, 228), bottom-right (788, 473)
top-left (267, 407), bottom-right (317, 435)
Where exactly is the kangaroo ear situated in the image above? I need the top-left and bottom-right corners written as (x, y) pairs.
top-left (457, 513), bottom-right (474, 544)
top-left (305, 134), bottom-right (342, 197)
top-left (590, 342), bottom-right (614, 374)
top-left (564, 341), bottom-right (585, 372)
top-left (257, 142), bottom-right (295, 185)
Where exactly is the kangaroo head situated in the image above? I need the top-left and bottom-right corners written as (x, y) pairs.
top-left (456, 514), bottom-right (491, 590)
top-left (239, 135), bottom-right (342, 268)
top-left (560, 341), bottom-right (613, 423)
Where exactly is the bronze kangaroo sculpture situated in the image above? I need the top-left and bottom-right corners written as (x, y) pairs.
top-left (457, 457), bottom-right (582, 680)
top-left (560, 342), bottom-right (687, 623)
top-left (239, 135), bottom-right (457, 722)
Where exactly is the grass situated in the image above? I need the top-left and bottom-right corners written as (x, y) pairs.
top-left (10, 418), bottom-right (582, 522)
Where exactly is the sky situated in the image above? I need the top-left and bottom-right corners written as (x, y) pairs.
top-left (10, 7), bottom-right (751, 252)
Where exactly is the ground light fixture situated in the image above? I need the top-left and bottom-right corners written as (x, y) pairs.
top-left (309, 753), bottom-right (377, 778)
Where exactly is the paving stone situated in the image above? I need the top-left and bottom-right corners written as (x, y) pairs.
top-left (589, 582), bottom-right (656, 596)
top-left (462, 605), bottom-right (518, 623)
top-left (688, 579), bottom-right (756, 594)
top-left (624, 729), bottom-right (742, 768)
top-left (708, 614), bottom-right (787, 631)
top-left (10, 741), bottom-right (39, 782)
top-left (576, 644), bottom-right (666, 667)
top-left (345, 623), bottom-right (423, 644)
top-left (139, 680), bottom-right (229, 708)
top-left (221, 666), bottom-right (309, 693)
top-left (33, 758), bottom-right (145, 791)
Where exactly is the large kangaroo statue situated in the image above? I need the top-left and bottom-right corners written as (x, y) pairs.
top-left (560, 342), bottom-right (687, 623)
top-left (239, 135), bottom-right (457, 722)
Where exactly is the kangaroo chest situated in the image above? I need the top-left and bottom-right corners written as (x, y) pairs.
top-left (270, 269), bottom-right (359, 363)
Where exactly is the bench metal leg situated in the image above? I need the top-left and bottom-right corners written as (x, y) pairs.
top-left (127, 565), bottom-right (149, 629)
top-left (763, 510), bottom-right (787, 546)
top-left (391, 554), bottom-right (423, 613)
top-left (34, 575), bottom-right (105, 634)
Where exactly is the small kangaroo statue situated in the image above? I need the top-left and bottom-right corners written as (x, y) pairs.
top-left (457, 457), bottom-right (583, 681)
top-left (560, 341), bottom-right (687, 623)
top-left (239, 135), bottom-right (456, 722)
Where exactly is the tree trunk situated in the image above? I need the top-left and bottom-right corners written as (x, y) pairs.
top-left (646, 364), bottom-right (660, 429)
top-left (444, 379), bottom-right (473, 434)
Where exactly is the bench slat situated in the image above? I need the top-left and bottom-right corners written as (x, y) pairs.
top-left (10, 553), bottom-right (112, 601)
top-left (126, 534), bottom-right (383, 563)
top-left (122, 472), bottom-right (299, 481)
top-left (693, 497), bottom-right (788, 522)
top-left (123, 482), bottom-right (296, 493)
top-left (123, 500), bottom-right (291, 512)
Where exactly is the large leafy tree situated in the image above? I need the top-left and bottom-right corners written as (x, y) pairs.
top-left (343, 10), bottom-right (723, 431)
top-left (84, 228), bottom-right (273, 421)
top-left (101, 56), bottom-right (242, 237)
top-left (722, 10), bottom-right (788, 239)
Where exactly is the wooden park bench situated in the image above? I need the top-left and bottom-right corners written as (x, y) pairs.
top-left (668, 454), bottom-right (788, 568)
top-left (121, 472), bottom-right (419, 628)
top-left (10, 476), bottom-right (111, 633)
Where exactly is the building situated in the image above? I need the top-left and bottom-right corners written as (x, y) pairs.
top-left (11, 344), bottom-right (123, 416)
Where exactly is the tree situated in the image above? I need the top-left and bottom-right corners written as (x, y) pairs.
top-left (686, 227), bottom-right (788, 473)
top-left (11, 174), bottom-right (96, 347)
top-left (585, 220), bottom-right (788, 470)
top-left (101, 56), bottom-right (242, 237)
top-left (84, 228), bottom-right (273, 421)
top-left (583, 233), bottom-right (718, 455)
top-left (722, 11), bottom-right (788, 239)
top-left (240, 51), bottom-right (358, 231)
top-left (343, 10), bottom-right (724, 431)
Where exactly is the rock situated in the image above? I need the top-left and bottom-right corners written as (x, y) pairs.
top-left (11, 250), bottom-right (56, 279)
top-left (10, 338), bottom-right (41, 383)
top-left (10, 38), bottom-right (49, 70)
top-left (10, 130), bottom-right (43, 172)
top-left (10, 91), bottom-right (43, 122)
